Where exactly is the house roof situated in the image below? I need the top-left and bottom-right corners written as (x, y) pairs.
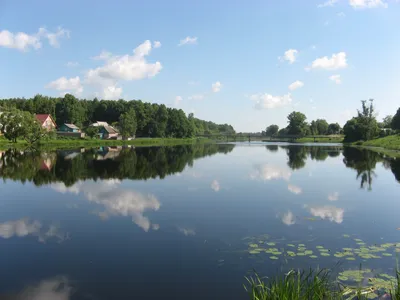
top-left (35, 114), bottom-right (55, 125)
top-left (103, 125), bottom-right (119, 134)
top-left (64, 123), bottom-right (80, 130)
top-left (90, 121), bottom-right (109, 127)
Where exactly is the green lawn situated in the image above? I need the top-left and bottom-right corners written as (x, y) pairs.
top-left (360, 134), bottom-right (400, 151)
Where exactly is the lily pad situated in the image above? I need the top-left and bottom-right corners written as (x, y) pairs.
top-left (346, 257), bottom-right (356, 261)
top-left (354, 238), bottom-right (363, 242)
top-left (249, 250), bottom-right (261, 254)
top-left (342, 234), bottom-right (350, 238)
top-left (286, 251), bottom-right (296, 257)
top-left (304, 250), bottom-right (313, 255)
top-left (320, 252), bottom-right (330, 257)
top-left (249, 244), bottom-right (258, 248)
top-left (287, 244), bottom-right (295, 247)
top-left (297, 252), bottom-right (306, 256)
top-left (309, 255), bottom-right (318, 259)
top-left (316, 246), bottom-right (324, 249)
top-left (267, 242), bottom-right (276, 246)
top-left (382, 253), bottom-right (392, 257)
top-left (269, 256), bottom-right (279, 260)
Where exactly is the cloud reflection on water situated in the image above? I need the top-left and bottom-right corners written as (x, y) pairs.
top-left (51, 179), bottom-right (160, 232)
top-left (250, 164), bottom-right (291, 181)
top-left (309, 206), bottom-right (344, 224)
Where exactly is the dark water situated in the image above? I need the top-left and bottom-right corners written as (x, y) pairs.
top-left (0, 143), bottom-right (399, 299)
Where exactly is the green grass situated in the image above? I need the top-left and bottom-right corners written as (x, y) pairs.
top-left (244, 268), bottom-right (400, 300)
top-left (360, 135), bottom-right (400, 151)
top-left (0, 136), bottom-right (214, 150)
top-left (296, 135), bottom-right (344, 143)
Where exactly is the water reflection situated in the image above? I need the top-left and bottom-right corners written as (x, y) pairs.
top-left (308, 206), bottom-right (344, 224)
top-left (250, 164), bottom-right (291, 181)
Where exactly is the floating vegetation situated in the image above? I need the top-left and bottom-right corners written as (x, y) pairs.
top-left (249, 250), bottom-right (261, 254)
top-left (269, 256), bottom-right (279, 260)
top-left (286, 251), bottom-right (296, 257)
top-left (346, 257), bottom-right (356, 261)
top-left (382, 253), bottom-right (393, 257)
top-left (343, 234), bottom-right (350, 238)
top-left (304, 250), bottom-right (313, 255)
top-left (249, 244), bottom-right (258, 248)
top-left (266, 242), bottom-right (276, 246)
top-left (309, 255), bottom-right (318, 259)
top-left (320, 252), bottom-right (330, 257)
top-left (287, 244), bottom-right (295, 247)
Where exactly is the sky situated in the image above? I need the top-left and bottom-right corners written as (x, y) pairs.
top-left (0, 0), bottom-right (399, 132)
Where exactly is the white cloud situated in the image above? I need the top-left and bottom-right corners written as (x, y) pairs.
top-left (0, 30), bottom-right (41, 51)
top-left (86, 40), bottom-right (162, 85)
top-left (0, 219), bottom-right (67, 243)
top-left (212, 81), bottom-right (222, 93)
top-left (38, 27), bottom-right (70, 48)
top-left (174, 96), bottom-right (183, 106)
top-left (153, 41), bottom-right (161, 48)
top-left (0, 26), bottom-right (69, 51)
top-left (330, 74), bottom-right (342, 84)
top-left (349, 0), bottom-right (388, 8)
top-left (328, 192), bottom-right (339, 201)
top-left (178, 36), bottom-right (198, 46)
top-left (309, 52), bottom-right (348, 70)
top-left (66, 61), bottom-right (79, 67)
top-left (318, 0), bottom-right (339, 7)
top-left (288, 184), bottom-right (302, 194)
top-left (51, 180), bottom-right (160, 232)
top-left (188, 94), bottom-right (204, 100)
top-left (250, 164), bottom-right (292, 181)
top-left (46, 76), bottom-right (83, 95)
top-left (11, 277), bottom-right (71, 300)
top-left (178, 227), bottom-right (196, 236)
top-left (211, 180), bottom-right (220, 192)
top-left (288, 80), bottom-right (304, 91)
top-left (91, 50), bottom-right (112, 60)
top-left (280, 49), bottom-right (298, 64)
top-left (101, 84), bottom-right (122, 100)
top-left (250, 93), bottom-right (292, 109)
top-left (309, 206), bottom-right (344, 223)
top-left (337, 11), bottom-right (346, 17)
top-left (282, 211), bottom-right (296, 226)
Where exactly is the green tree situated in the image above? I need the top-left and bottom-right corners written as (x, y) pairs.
top-left (85, 126), bottom-right (99, 139)
top-left (381, 115), bottom-right (393, 129)
top-left (328, 123), bottom-right (341, 135)
top-left (265, 125), bottom-right (279, 136)
top-left (287, 111), bottom-right (308, 135)
top-left (315, 119), bottom-right (329, 135)
top-left (119, 109), bottom-right (137, 138)
top-left (55, 94), bottom-right (85, 126)
top-left (392, 108), bottom-right (400, 130)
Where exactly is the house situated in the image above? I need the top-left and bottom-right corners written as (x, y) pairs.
top-left (57, 123), bottom-right (85, 138)
top-left (90, 121), bottom-right (120, 139)
top-left (35, 114), bottom-right (56, 131)
top-left (59, 123), bottom-right (81, 133)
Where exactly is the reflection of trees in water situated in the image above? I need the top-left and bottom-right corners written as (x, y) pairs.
top-left (265, 145), bottom-right (278, 152)
top-left (342, 147), bottom-right (382, 190)
top-left (0, 144), bottom-right (235, 186)
top-left (285, 146), bottom-right (307, 170)
top-left (390, 158), bottom-right (400, 183)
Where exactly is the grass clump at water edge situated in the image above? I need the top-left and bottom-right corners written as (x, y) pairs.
top-left (244, 268), bottom-right (400, 300)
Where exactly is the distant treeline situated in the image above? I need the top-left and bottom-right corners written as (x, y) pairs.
top-left (0, 94), bottom-right (235, 138)
top-left (0, 144), bottom-right (235, 186)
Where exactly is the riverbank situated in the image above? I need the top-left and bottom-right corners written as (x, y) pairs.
top-left (0, 137), bottom-right (214, 150)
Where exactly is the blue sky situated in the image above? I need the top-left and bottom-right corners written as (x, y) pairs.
top-left (0, 0), bottom-right (399, 131)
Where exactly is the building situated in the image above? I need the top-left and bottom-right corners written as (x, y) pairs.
top-left (35, 114), bottom-right (56, 131)
top-left (59, 123), bottom-right (81, 133)
top-left (90, 121), bottom-right (120, 139)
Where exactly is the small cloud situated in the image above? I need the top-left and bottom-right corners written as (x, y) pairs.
top-left (178, 36), bottom-right (198, 46)
top-left (288, 184), bottom-right (302, 195)
top-left (66, 61), bottom-right (79, 67)
top-left (349, 0), bottom-right (388, 9)
top-left (330, 74), bottom-right (342, 84)
top-left (318, 0), bottom-right (339, 7)
top-left (288, 80), bottom-right (304, 91)
top-left (308, 52), bottom-right (348, 70)
top-left (328, 192), bottom-right (339, 201)
top-left (45, 76), bottom-right (83, 96)
top-left (250, 93), bottom-right (292, 110)
top-left (178, 227), bottom-right (196, 236)
top-left (91, 50), bottom-right (112, 60)
top-left (309, 206), bottom-right (344, 223)
top-left (282, 211), bottom-right (296, 226)
top-left (153, 41), bottom-right (161, 48)
top-left (174, 96), bottom-right (183, 106)
top-left (211, 180), bottom-right (220, 192)
top-left (337, 11), bottom-right (346, 17)
top-left (279, 49), bottom-right (298, 64)
top-left (211, 81), bottom-right (222, 93)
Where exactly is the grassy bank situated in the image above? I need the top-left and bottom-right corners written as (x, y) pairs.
top-left (296, 135), bottom-right (344, 143)
top-left (0, 136), bottom-right (214, 150)
top-left (358, 135), bottom-right (400, 151)
top-left (245, 268), bottom-right (400, 300)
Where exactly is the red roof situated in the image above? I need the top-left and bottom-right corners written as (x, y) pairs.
top-left (36, 114), bottom-right (51, 124)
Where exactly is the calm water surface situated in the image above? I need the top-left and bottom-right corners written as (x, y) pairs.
top-left (0, 143), bottom-right (399, 299)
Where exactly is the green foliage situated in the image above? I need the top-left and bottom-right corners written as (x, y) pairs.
top-left (0, 108), bottom-right (46, 143)
top-left (392, 107), bottom-right (400, 130)
top-left (119, 108), bottom-right (137, 138)
top-left (287, 111), bottom-right (308, 136)
top-left (85, 126), bottom-right (99, 139)
top-left (328, 123), bottom-right (341, 135)
top-left (0, 95), bottom-right (234, 139)
top-left (380, 115), bottom-right (393, 129)
top-left (344, 100), bottom-right (379, 142)
top-left (310, 119), bottom-right (329, 135)
top-left (265, 125), bottom-right (279, 136)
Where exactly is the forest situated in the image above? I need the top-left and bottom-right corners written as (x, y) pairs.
top-left (0, 94), bottom-right (235, 139)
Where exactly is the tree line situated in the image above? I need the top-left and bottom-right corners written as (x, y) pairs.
top-left (263, 100), bottom-right (400, 142)
top-left (0, 94), bottom-right (235, 141)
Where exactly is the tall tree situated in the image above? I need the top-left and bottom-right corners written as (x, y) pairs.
top-left (265, 124), bottom-right (279, 136)
top-left (328, 123), bottom-right (341, 135)
top-left (392, 108), bottom-right (400, 130)
top-left (287, 111), bottom-right (308, 135)
top-left (119, 109), bottom-right (137, 138)
top-left (344, 100), bottom-right (379, 142)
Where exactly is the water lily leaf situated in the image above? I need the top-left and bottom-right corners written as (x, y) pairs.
top-left (249, 250), bottom-right (261, 254)
top-left (298, 244), bottom-right (305, 247)
top-left (304, 250), bottom-right (313, 255)
top-left (287, 244), bottom-right (295, 247)
top-left (309, 255), bottom-right (318, 259)
top-left (297, 252), bottom-right (306, 256)
top-left (346, 257), bottom-right (356, 261)
top-left (338, 276), bottom-right (349, 281)
top-left (269, 256), bottom-right (279, 260)
top-left (266, 242), bottom-right (276, 246)
top-left (319, 249), bottom-right (329, 252)
top-left (342, 234), bottom-right (350, 238)
top-left (286, 251), bottom-right (296, 257)
top-left (316, 246), bottom-right (324, 249)
top-left (382, 253), bottom-right (392, 257)
top-left (249, 244), bottom-right (258, 248)
top-left (320, 252), bottom-right (330, 257)
top-left (354, 239), bottom-right (363, 242)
